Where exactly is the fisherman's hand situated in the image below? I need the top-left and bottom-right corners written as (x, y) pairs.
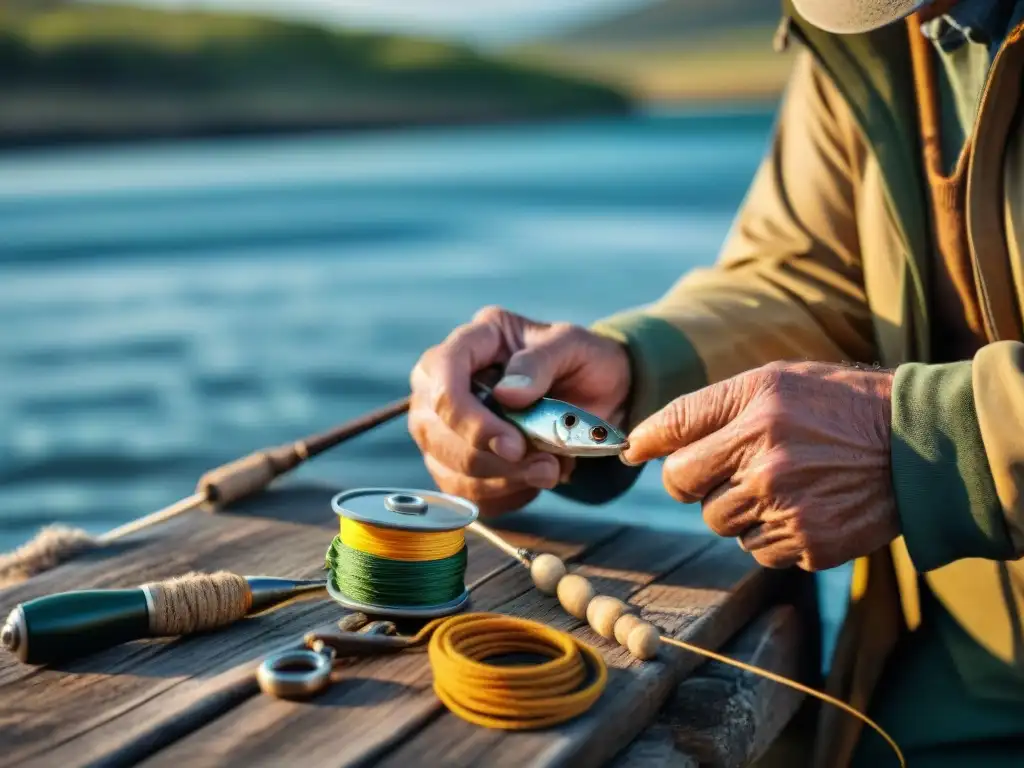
top-left (621, 361), bottom-right (898, 571)
top-left (409, 306), bottom-right (632, 515)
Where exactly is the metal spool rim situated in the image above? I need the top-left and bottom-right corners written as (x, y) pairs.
top-left (330, 488), bottom-right (479, 532)
top-left (326, 578), bottom-right (471, 619)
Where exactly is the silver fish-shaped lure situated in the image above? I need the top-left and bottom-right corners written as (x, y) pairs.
top-left (503, 398), bottom-right (628, 458)
top-left (471, 372), bottom-right (628, 458)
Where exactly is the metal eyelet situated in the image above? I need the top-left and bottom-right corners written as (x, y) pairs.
top-left (257, 648), bottom-right (334, 699)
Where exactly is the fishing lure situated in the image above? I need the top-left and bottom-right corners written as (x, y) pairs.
top-left (503, 398), bottom-right (627, 457)
top-left (471, 372), bottom-right (627, 458)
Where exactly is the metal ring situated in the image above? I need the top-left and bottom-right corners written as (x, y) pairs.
top-left (256, 649), bottom-right (333, 699)
top-left (385, 493), bottom-right (427, 515)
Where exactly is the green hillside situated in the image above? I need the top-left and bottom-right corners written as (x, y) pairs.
top-left (514, 0), bottom-right (793, 103)
top-left (0, 3), bottom-right (632, 146)
top-left (552, 0), bottom-right (783, 46)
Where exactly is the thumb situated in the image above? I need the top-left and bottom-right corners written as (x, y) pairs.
top-left (491, 344), bottom-right (559, 409)
top-left (491, 331), bottom-right (581, 409)
top-left (621, 377), bottom-right (744, 465)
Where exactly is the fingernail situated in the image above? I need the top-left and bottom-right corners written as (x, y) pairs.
top-left (525, 460), bottom-right (559, 489)
top-left (619, 452), bottom-right (639, 467)
top-left (489, 435), bottom-right (522, 462)
top-left (496, 374), bottom-right (533, 390)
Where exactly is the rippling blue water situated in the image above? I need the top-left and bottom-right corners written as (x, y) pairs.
top-left (0, 107), bottom-right (768, 542)
top-left (0, 108), bottom-right (855, 653)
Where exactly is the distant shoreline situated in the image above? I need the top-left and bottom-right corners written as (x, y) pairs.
top-left (0, 98), bottom-right (643, 153)
top-left (0, 94), bottom-right (788, 153)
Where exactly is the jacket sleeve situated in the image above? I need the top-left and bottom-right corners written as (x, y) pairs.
top-left (589, 49), bottom-right (877, 429)
top-left (553, 48), bottom-right (877, 505)
top-left (892, 342), bottom-right (1024, 571)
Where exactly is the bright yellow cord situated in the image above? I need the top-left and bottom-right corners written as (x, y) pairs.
top-left (659, 636), bottom-right (905, 768)
top-left (415, 613), bottom-right (607, 730)
top-left (339, 518), bottom-right (465, 561)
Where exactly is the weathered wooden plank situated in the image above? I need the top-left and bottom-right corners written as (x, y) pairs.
top-left (138, 524), bottom-right (715, 768)
top-left (612, 725), bottom-right (699, 768)
top-left (0, 483), bottom-right (623, 768)
top-left (372, 539), bottom-right (778, 768)
top-left (647, 605), bottom-right (804, 768)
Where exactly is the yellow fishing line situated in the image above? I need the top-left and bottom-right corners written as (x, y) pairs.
top-left (415, 613), bottom-right (607, 730)
top-left (658, 636), bottom-right (905, 767)
top-left (339, 517), bottom-right (465, 561)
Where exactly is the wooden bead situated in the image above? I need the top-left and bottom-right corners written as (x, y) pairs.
top-left (586, 596), bottom-right (629, 639)
top-left (613, 613), bottom-right (645, 647)
top-left (530, 553), bottom-right (567, 596)
top-left (556, 574), bottom-right (595, 620)
top-left (627, 622), bottom-right (661, 661)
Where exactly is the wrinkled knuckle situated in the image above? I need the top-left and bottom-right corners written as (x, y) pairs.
top-left (429, 384), bottom-right (454, 422)
top-left (666, 483), bottom-right (691, 505)
top-left (755, 362), bottom-right (788, 394)
top-left (662, 400), bottom-right (691, 444)
top-left (702, 507), bottom-right (731, 537)
top-left (472, 304), bottom-right (509, 325)
top-left (751, 458), bottom-right (786, 496)
top-left (548, 321), bottom-right (580, 341)
top-left (458, 417), bottom-right (490, 452)
top-left (410, 352), bottom-right (437, 391)
top-left (748, 397), bottom-right (789, 445)
top-left (662, 465), bottom-right (691, 504)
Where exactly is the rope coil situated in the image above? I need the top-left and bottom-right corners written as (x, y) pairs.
top-left (421, 613), bottom-right (607, 730)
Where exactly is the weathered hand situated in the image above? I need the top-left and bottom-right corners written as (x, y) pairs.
top-left (409, 306), bottom-right (632, 516)
top-left (621, 361), bottom-right (899, 570)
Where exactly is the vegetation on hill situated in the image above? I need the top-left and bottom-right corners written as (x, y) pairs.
top-left (513, 0), bottom-right (793, 103)
top-left (0, 3), bottom-right (632, 146)
top-left (550, 0), bottom-right (783, 46)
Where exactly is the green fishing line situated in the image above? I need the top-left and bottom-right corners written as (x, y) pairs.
top-left (325, 536), bottom-right (467, 607)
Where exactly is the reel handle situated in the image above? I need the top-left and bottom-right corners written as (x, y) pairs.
top-left (2, 589), bottom-right (150, 666)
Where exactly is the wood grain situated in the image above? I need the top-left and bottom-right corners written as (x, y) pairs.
top-left (373, 539), bottom-right (778, 768)
top-left (151, 524), bottom-right (777, 768)
top-left (0, 483), bottom-right (622, 768)
top-left (658, 605), bottom-right (804, 768)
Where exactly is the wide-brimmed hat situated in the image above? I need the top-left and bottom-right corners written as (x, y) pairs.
top-left (792, 0), bottom-right (929, 33)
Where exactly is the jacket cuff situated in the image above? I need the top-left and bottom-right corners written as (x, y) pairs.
top-left (891, 361), bottom-right (1013, 572)
top-left (589, 311), bottom-right (708, 430)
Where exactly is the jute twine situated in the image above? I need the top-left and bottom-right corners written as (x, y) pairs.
top-left (143, 571), bottom-right (250, 635)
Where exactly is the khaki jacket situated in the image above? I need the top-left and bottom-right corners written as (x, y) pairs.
top-left (590, 6), bottom-right (1024, 766)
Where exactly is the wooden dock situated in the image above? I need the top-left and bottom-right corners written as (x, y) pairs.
top-left (0, 482), bottom-right (814, 767)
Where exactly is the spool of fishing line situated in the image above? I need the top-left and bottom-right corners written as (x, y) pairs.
top-left (326, 488), bottom-right (477, 618)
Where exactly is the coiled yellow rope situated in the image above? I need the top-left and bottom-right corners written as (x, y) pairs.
top-left (339, 518), bottom-right (465, 561)
top-left (414, 613), bottom-right (607, 730)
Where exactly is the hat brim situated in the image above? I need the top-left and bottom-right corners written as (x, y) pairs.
top-left (791, 0), bottom-right (927, 34)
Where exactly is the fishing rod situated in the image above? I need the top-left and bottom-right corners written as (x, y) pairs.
top-left (0, 395), bottom-right (412, 587)
top-left (0, 363), bottom-right (628, 588)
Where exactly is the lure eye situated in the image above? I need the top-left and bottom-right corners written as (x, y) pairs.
top-left (561, 413), bottom-right (578, 429)
top-left (589, 426), bottom-right (608, 443)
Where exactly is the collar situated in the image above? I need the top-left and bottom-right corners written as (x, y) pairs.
top-left (919, 0), bottom-right (1020, 51)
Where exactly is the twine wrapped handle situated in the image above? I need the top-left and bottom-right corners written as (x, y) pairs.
top-left (143, 571), bottom-right (251, 635)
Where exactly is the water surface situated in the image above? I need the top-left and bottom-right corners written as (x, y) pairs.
top-left (0, 107), bottom-right (851, 658)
